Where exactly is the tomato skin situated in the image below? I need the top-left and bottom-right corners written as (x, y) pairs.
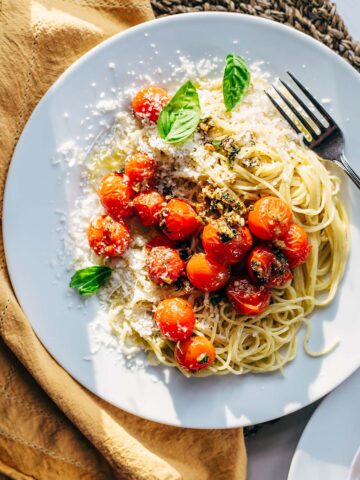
top-left (202, 221), bottom-right (253, 265)
top-left (159, 198), bottom-right (200, 241)
top-left (124, 153), bottom-right (156, 185)
top-left (87, 214), bottom-right (131, 257)
top-left (226, 276), bottom-right (271, 316)
top-left (281, 223), bottom-right (311, 268)
top-left (154, 298), bottom-right (195, 341)
top-left (146, 246), bottom-right (184, 285)
top-left (175, 336), bottom-right (216, 371)
top-left (133, 190), bottom-right (165, 226)
top-left (99, 173), bottom-right (133, 220)
top-left (186, 253), bottom-right (230, 292)
top-left (145, 234), bottom-right (178, 251)
top-left (132, 86), bottom-right (169, 123)
top-left (248, 196), bottom-right (292, 240)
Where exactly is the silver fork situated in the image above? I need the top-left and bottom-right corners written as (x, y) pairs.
top-left (265, 72), bottom-right (360, 189)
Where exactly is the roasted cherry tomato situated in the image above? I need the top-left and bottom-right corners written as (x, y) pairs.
top-left (247, 245), bottom-right (274, 285)
top-left (132, 86), bottom-right (170, 123)
top-left (154, 298), bottom-right (195, 342)
top-left (98, 172), bottom-right (133, 220)
top-left (145, 234), bottom-right (178, 251)
top-left (202, 221), bottom-right (253, 265)
top-left (87, 214), bottom-right (131, 257)
top-left (226, 276), bottom-right (271, 316)
top-left (175, 336), bottom-right (216, 371)
top-left (186, 253), bottom-right (230, 292)
top-left (248, 196), bottom-right (292, 240)
top-left (247, 245), bottom-right (292, 287)
top-left (124, 153), bottom-right (156, 185)
top-left (133, 190), bottom-right (165, 226)
top-left (268, 248), bottom-right (293, 287)
top-left (159, 198), bottom-right (200, 241)
top-left (146, 246), bottom-right (184, 285)
top-left (281, 223), bottom-right (311, 268)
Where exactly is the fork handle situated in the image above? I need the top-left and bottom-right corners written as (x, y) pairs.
top-left (336, 154), bottom-right (360, 190)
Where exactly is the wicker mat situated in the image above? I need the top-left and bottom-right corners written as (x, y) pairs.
top-left (151, 0), bottom-right (360, 71)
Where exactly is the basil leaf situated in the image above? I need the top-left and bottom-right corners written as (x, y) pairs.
top-left (223, 54), bottom-right (250, 111)
top-left (158, 80), bottom-right (201, 143)
top-left (69, 266), bottom-right (112, 296)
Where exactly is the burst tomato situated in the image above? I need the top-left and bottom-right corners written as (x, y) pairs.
top-left (132, 86), bottom-right (169, 123)
top-left (175, 336), bottom-right (216, 371)
top-left (281, 223), bottom-right (311, 268)
top-left (133, 190), bottom-right (165, 226)
top-left (202, 221), bottom-right (253, 265)
top-left (186, 253), bottom-right (230, 292)
top-left (154, 298), bottom-right (195, 342)
top-left (159, 198), bottom-right (200, 241)
top-left (87, 214), bottom-right (131, 257)
top-left (146, 246), bottom-right (184, 285)
top-left (268, 248), bottom-right (293, 287)
top-left (226, 276), bottom-right (271, 316)
top-left (247, 245), bottom-right (274, 285)
top-left (145, 234), bottom-right (178, 251)
top-left (124, 153), bottom-right (156, 185)
top-left (248, 196), bottom-right (292, 240)
top-left (98, 172), bottom-right (133, 220)
top-left (247, 245), bottom-right (292, 287)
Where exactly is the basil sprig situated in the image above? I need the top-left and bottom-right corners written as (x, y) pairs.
top-left (223, 54), bottom-right (250, 111)
top-left (69, 266), bottom-right (112, 296)
top-left (158, 80), bottom-right (201, 143)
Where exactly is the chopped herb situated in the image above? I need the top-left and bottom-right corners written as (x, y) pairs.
top-left (219, 232), bottom-right (233, 243)
top-left (198, 354), bottom-right (209, 365)
top-left (210, 138), bottom-right (224, 147)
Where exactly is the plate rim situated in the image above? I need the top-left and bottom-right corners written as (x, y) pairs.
top-left (3, 12), bottom-right (360, 429)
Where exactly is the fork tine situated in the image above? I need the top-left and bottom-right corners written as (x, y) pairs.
top-left (272, 85), bottom-right (318, 138)
top-left (265, 91), bottom-right (309, 144)
top-left (279, 79), bottom-right (325, 132)
top-left (287, 72), bottom-right (334, 125)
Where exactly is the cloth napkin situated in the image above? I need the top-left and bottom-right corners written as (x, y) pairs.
top-left (0, 1), bottom-right (247, 479)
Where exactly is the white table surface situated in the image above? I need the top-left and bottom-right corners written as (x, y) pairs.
top-left (246, 2), bottom-right (360, 478)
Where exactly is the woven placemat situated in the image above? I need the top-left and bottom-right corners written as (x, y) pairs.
top-left (151, 0), bottom-right (360, 71)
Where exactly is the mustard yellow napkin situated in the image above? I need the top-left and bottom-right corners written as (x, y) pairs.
top-left (0, 1), bottom-right (247, 479)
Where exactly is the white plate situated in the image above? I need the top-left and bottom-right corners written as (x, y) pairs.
top-left (3, 13), bottom-right (360, 428)
top-left (288, 368), bottom-right (360, 480)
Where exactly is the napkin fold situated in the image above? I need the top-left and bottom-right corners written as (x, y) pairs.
top-left (0, 1), bottom-right (247, 479)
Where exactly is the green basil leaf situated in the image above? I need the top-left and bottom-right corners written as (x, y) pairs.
top-left (69, 266), bottom-right (112, 296)
top-left (198, 354), bottom-right (209, 365)
top-left (223, 54), bottom-right (251, 111)
top-left (158, 80), bottom-right (201, 143)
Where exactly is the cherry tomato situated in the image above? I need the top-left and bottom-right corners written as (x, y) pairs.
top-left (202, 221), bottom-right (253, 265)
top-left (124, 153), bottom-right (156, 185)
top-left (133, 190), bottom-right (165, 226)
top-left (247, 245), bottom-right (292, 287)
top-left (247, 245), bottom-right (274, 285)
top-left (146, 246), bottom-right (184, 285)
top-left (248, 196), bottom-right (292, 240)
top-left (145, 234), bottom-right (178, 251)
top-left (281, 223), bottom-right (311, 268)
top-left (226, 276), bottom-right (271, 316)
top-left (98, 172), bottom-right (133, 220)
top-left (175, 336), bottom-right (216, 371)
top-left (132, 86), bottom-right (170, 123)
top-left (154, 298), bottom-right (195, 341)
top-left (159, 198), bottom-right (200, 241)
top-left (87, 214), bottom-right (131, 257)
top-left (186, 253), bottom-right (230, 292)
top-left (268, 248), bottom-right (293, 287)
